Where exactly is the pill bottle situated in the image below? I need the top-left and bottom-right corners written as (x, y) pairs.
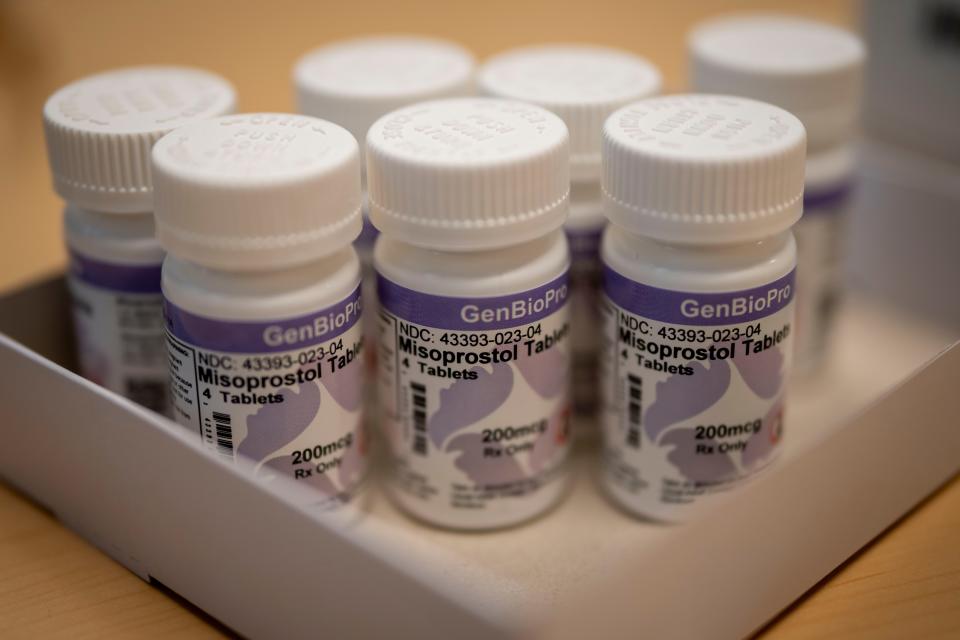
top-left (152, 114), bottom-right (366, 509)
top-left (689, 15), bottom-right (864, 367)
top-left (477, 44), bottom-right (661, 427)
top-left (294, 36), bottom-right (476, 396)
top-left (43, 66), bottom-right (236, 413)
top-left (600, 95), bottom-right (806, 523)
top-left (366, 98), bottom-right (572, 530)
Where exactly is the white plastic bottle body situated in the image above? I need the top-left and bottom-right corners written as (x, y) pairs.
top-left (375, 231), bottom-right (573, 530)
top-left (355, 196), bottom-right (381, 416)
top-left (43, 67), bottom-right (236, 414)
top-left (600, 226), bottom-right (797, 523)
top-left (565, 182), bottom-right (606, 424)
top-left (294, 37), bottom-right (476, 404)
top-left (162, 247), bottom-right (368, 509)
top-left (687, 17), bottom-right (863, 370)
top-left (355, 196), bottom-right (380, 301)
top-left (793, 145), bottom-right (855, 368)
top-left (64, 206), bottom-right (169, 413)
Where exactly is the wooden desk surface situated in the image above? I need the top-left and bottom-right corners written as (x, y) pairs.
top-left (1, 1), bottom-right (958, 638)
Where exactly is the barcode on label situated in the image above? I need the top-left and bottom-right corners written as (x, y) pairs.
top-left (627, 373), bottom-right (642, 449)
top-left (410, 381), bottom-right (428, 456)
top-left (212, 411), bottom-right (234, 458)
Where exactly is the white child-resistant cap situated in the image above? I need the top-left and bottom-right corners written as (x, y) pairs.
top-left (293, 36), bottom-right (476, 149)
top-left (478, 44), bottom-right (661, 182)
top-left (366, 98), bottom-right (570, 251)
top-left (43, 66), bottom-right (236, 213)
top-left (689, 15), bottom-right (865, 151)
top-left (602, 94), bottom-right (806, 245)
top-left (152, 113), bottom-right (362, 271)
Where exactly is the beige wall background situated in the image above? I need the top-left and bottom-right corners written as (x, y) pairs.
top-left (0, 0), bottom-right (855, 292)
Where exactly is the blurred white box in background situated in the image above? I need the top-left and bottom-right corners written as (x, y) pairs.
top-left (847, 0), bottom-right (960, 328)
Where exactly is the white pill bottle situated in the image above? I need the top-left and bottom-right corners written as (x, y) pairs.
top-left (153, 114), bottom-right (367, 509)
top-left (294, 36), bottom-right (476, 400)
top-left (600, 95), bottom-right (807, 523)
top-left (42, 67), bottom-right (236, 413)
top-left (689, 16), bottom-right (865, 367)
top-left (477, 44), bottom-right (661, 425)
top-left (367, 99), bottom-right (573, 530)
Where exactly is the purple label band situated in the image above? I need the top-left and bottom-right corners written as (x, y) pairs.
top-left (378, 272), bottom-right (570, 331)
top-left (355, 214), bottom-right (380, 249)
top-left (604, 267), bottom-right (796, 326)
top-left (68, 250), bottom-right (162, 294)
top-left (803, 182), bottom-right (853, 214)
top-left (565, 226), bottom-right (604, 262)
top-left (165, 284), bottom-right (362, 353)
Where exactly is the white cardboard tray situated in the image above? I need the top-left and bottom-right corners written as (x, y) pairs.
top-left (1, 275), bottom-right (957, 639)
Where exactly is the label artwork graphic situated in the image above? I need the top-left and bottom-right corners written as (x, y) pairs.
top-left (165, 285), bottom-right (366, 508)
top-left (68, 250), bottom-right (169, 414)
top-left (378, 273), bottom-right (572, 521)
top-left (601, 267), bottom-right (795, 520)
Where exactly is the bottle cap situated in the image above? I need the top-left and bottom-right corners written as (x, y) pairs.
top-left (294, 36), bottom-right (475, 150)
top-left (152, 114), bottom-right (362, 271)
top-left (602, 95), bottom-right (806, 245)
top-left (689, 15), bottom-right (864, 151)
top-left (366, 98), bottom-right (569, 251)
top-left (43, 66), bottom-right (236, 213)
top-left (478, 44), bottom-right (661, 182)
